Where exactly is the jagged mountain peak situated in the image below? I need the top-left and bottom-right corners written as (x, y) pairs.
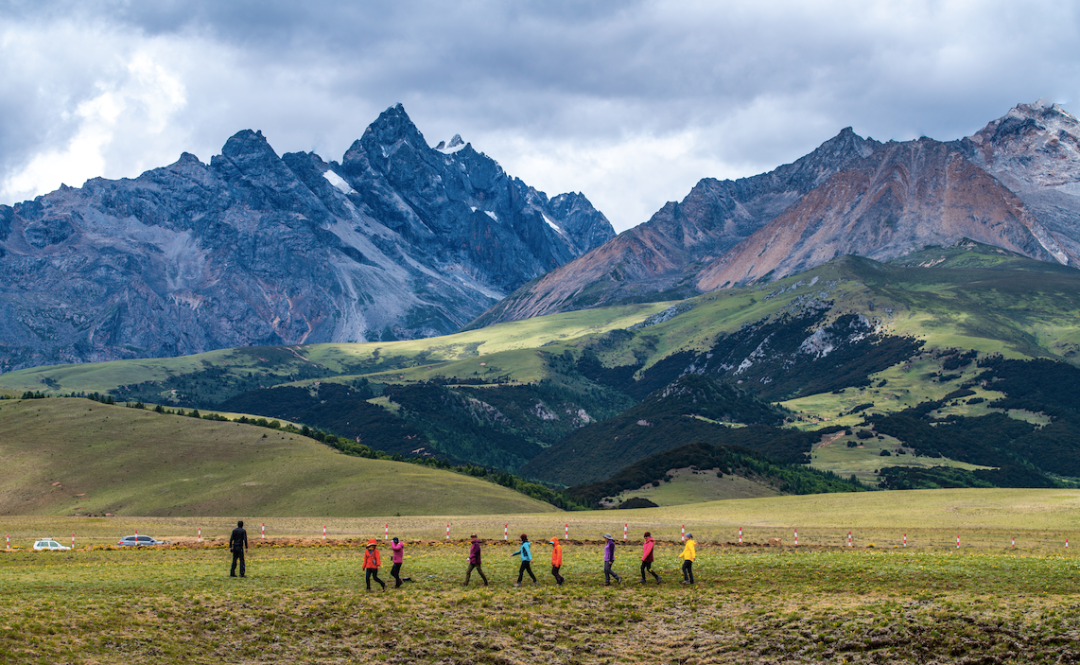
top-left (212, 129), bottom-right (287, 179)
top-left (220, 129), bottom-right (274, 156)
top-left (970, 99), bottom-right (1080, 147)
top-left (359, 103), bottom-right (428, 151)
top-left (808, 125), bottom-right (876, 162)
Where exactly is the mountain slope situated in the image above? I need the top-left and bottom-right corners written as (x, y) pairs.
top-left (468, 128), bottom-right (875, 326)
top-left (519, 374), bottom-right (808, 486)
top-left (0, 397), bottom-right (556, 517)
top-left (0, 105), bottom-right (614, 372)
top-left (473, 101), bottom-right (1080, 326)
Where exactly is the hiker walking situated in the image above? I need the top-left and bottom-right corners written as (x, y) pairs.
top-left (390, 537), bottom-right (406, 588)
top-left (229, 520), bottom-right (248, 578)
top-left (678, 533), bottom-right (696, 585)
top-left (464, 534), bottom-right (488, 586)
top-left (511, 534), bottom-right (537, 586)
top-left (363, 539), bottom-right (386, 591)
top-left (548, 537), bottom-right (565, 586)
top-left (640, 532), bottom-right (661, 584)
top-left (602, 533), bottom-right (621, 586)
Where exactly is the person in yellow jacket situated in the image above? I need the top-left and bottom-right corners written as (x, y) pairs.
top-left (678, 533), bottom-right (696, 585)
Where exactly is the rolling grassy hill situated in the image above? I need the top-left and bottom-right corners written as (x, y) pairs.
top-left (0, 397), bottom-right (556, 517)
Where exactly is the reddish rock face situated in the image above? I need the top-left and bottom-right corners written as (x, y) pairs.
top-left (475, 102), bottom-right (1080, 327)
top-left (696, 137), bottom-right (1055, 290)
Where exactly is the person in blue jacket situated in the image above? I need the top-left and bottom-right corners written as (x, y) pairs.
top-left (511, 533), bottom-right (537, 586)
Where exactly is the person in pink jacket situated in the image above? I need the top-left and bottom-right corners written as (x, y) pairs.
top-left (640, 532), bottom-right (661, 584)
top-left (390, 537), bottom-right (405, 588)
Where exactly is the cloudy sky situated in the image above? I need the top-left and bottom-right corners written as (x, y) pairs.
top-left (2, 0), bottom-right (1078, 232)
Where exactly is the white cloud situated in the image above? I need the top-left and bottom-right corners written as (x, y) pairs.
top-left (1, 1), bottom-right (1079, 232)
top-left (0, 22), bottom-right (189, 202)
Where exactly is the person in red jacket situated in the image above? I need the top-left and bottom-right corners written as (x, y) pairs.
top-left (548, 537), bottom-right (565, 586)
top-left (464, 534), bottom-right (488, 586)
top-left (640, 532), bottom-right (661, 584)
top-left (363, 539), bottom-right (386, 591)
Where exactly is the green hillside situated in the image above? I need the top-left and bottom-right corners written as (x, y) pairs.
top-left (0, 398), bottom-right (557, 517)
top-left (0, 301), bottom-right (672, 399)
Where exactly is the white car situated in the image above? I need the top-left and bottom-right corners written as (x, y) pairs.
top-left (33, 539), bottom-right (71, 551)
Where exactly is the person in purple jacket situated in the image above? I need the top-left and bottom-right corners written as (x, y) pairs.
top-left (602, 533), bottom-right (622, 586)
top-left (464, 534), bottom-right (489, 586)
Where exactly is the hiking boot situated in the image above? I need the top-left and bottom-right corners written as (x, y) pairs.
top-left (514, 582), bottom-right (522, 587)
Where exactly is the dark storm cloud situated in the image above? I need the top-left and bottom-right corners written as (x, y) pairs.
top-left (2, 1), bottom-right (1080, 230)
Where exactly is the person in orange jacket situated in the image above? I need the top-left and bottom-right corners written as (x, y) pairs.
top-left (548, 537), bottom-right (565, 586)
top-left (363, 538), bottom-right (386, 591)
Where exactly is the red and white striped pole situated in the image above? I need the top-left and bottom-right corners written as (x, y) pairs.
top-left (903, 533), bottom-right (907, 548)
top-left (198, 527), bottom-right (202, 543)
top-left (1011, 536), bottom-right (1016, 548)
top-left (956, 534), bottom-right (960, 549)
top-left (794, 528), bottom-right (798, 546)
top-left (847, 531), bottom-right (852, 548)
top-left (445, 524), bottom-right (450, 541)
top-left (681, 525), bottom-right (686, 541)
top-left (738, 527), bottom-right (743, 544)
top-left (565, 523), bottom-right (569, 539)
top-left (71, 533), bottom-right (75, 549)
top-left (323, 526), bottom-right (326, 540)
top-left (385, 524), bottom-right (389, 540)
top-left (623, 523), bottom-right (628, 541)
top-left (504, 524), bottom-right (508, 541)
top-left (261, 523), bottom-right (265, 540)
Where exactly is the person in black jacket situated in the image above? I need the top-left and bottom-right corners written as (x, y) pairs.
top-left (229, 520), bottom-right (248, 578)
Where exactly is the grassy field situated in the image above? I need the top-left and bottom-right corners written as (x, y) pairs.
top-left (0, 398), bottom-right (555, 518)
top-left (6, 493), bottom-right (1080, 664)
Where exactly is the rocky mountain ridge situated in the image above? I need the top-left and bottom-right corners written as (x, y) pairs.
top-left (473, 101), bottom-right (1080, 326)
top-left (0, 104), bottom-right (614, 371)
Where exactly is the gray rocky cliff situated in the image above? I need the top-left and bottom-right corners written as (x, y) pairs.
top-left (0, 105), bottom-right (615, 371)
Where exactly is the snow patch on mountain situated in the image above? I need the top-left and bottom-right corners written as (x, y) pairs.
top-left (322, 169), bottom-right (356, 194)
top-left (436, 134), bottom-right (467, 154)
